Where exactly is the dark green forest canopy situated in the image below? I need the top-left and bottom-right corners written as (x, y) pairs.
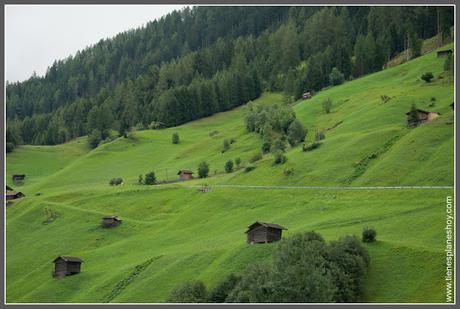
top-left (6, 6), bottom-right (453, 147)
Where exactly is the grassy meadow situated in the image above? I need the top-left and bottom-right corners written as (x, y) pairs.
top-left (6, 45), bottom-right (454, 303)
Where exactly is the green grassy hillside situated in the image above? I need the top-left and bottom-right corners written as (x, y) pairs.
top-left (6, 46), bottom-right (454, 303)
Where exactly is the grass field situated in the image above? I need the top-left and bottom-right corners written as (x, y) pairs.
top-left (6, 45), bottom-right (454, 303)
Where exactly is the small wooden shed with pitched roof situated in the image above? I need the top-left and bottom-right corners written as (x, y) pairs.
top-left (102, 215), bottom-right (122, 228)
top-left (177, 170), bottom-right (194, 181)
top-left (245, 221), bottom-right (287, 244)
top-left (52, 256), bottom-right (83, 277)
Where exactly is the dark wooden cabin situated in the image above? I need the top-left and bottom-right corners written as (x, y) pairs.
top-left (437, 49), bottom-right (453, 57)
top-left (177, 170), bottom-right (194, 181)
top-left (302, 92), bottom-right (312, 100)
top-left (12, 174), bottom-right (26, 183)
top-left (102, 215), bottom-right (122, 227)
top-left (405, 109), bottom-right (440, 125)
top-left (6, 191), bottom-right (25, 201)
top-left (6, 185), bottom-right (13, 191)
top-left (52, 256), bottom-right (83, 277)
top-left (245, 221), bottom-right (287, 244)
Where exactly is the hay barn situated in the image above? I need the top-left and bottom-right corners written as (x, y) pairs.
top-left (246, 221), bottom-right (287, 244)
top-left (52, 256), bottom-right (83, 277)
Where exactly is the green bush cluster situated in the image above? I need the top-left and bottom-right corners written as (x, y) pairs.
top-left (109, 178), bottom-right (123, 186)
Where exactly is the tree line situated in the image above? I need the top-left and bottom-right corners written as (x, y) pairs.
top-left (6, 6), bottom-right (453, 150)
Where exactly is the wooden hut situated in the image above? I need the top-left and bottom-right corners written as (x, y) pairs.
top-left (52, 256), bottom-right (83, 277)
top-left (437, 49), bottom-right (453, 58)
top-left (177, 170), bottom-right (194, 181)
top-left (6, 191), bottom-right (25, 201)
top-left (302, 92), bottom-right (312, 100)
top-left (12, 174), bottom-right (25, 184)
top-left (245, 221), bottom-right (287, 244)
top-left (405, 109), bottom-right (440, 125)
top-left (102, 215), bottom-right (122, 228)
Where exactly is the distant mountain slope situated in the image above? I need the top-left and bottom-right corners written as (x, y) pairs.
top-left (6, 45), bottom-right (454, 303)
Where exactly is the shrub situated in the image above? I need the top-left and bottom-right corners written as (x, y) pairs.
top-left (302, 142), bottom-right (321, 152)
top-left (167, 281), bottom-right (208, 303)
top-left (88, 129), bottom-right (102, 149)
top-left (222, 139), bottom-right (230, 153)
top-left (407, 103), bottom-right (420, 127)
top-left (172, 132), bottom-right (180, 144)
top-left (6, 142), bottom-right (15, 153)
top-left (226, 263), bottom-right (274, 303)
top-left (198, 161), bottom-right (210, 178)
top-left (322, 98), bottom-right (332, 114)
top-left (230, 138), bottom-right (236, 144)
top-left (362, 227), bottom-right (377, 243)
top-left (225, 160), bottom-right (234, 173)
top-left (283, 168), bottom-right (294, 176)
top-left (315, 130), bottom-right (325, 141)
top-left (249, 153), bottom-right (262, 163)
top-left (287, 120), bottom-right (307, 146)
top-left (144, 172), bottom-right (156, 185)
top-left (109, 178), bottom-right (123, 186)
top-left (244, 165), bottom-right (256, 173)
top-left (421, 72), bottom-right (434, 83)
top-left (261, 140), bottom-right (271, 154)
top-left (138, 174), bottom-right (144, 185)
top-left (235, 157), bottom-right (241, 167)
top-left (273, 151), bottom-right (287, 165)
top-left (329, 67), bottom-right (345, 86)
top-left (208, 274), bottom-right (241, 303)
top-left (272, 138), bottom-right (287, 153)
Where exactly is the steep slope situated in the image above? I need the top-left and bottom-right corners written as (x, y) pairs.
top-left (6, 46), bottom-right (454, 303)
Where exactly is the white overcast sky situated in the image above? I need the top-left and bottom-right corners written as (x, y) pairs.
top-left (5, 5), bottom-right (186, 82)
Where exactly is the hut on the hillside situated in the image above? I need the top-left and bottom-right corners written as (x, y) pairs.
top-left (405, 109), bottom-right (440, 125)
top-left (12, 174), bottom-right (26, 184)
top-left (245, 221), bottom-right (287, 244)
top-left (177, 170), bottom-right (194, 181)
top-left (52, 256), bottom-right (83, 277)
top-left (102, 215), bottom-right (122, 228)
top-left (302, 91), bottom-right (313, 100)
top-left (6, 191), bottom-right (25, 201)
top-left (437, 49), bottom-right (453, 58)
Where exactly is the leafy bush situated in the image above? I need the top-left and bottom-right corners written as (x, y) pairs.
top-left (167, 281), bottom-right (208, 303)
top-left (249, 153), bottom-right (262, 163)
top-left (235, 157), bottom-right (241, 167)
top-left (380, 95), bottom-right (391, 103)
top-left (407, 103), bottom-right (421, 127)
top-left (261, 140), bottom-right (271, 154)
top-left (6, 142), bottom-right (15, 153)
top-left (208, 274), bottom-right (241, 302)
top-left (144, 172), bottom-right (156, 185)
top-left (322, 98), bottom-right (333, 114)
top-left (421, 72), bottom-right (434, 83)
top-left (138, 174), bottom-right (144, 185)
top-left (329, 67), bottom-right (345, 86)
top-left (287, 120), bottom-right (307, 146)
top-left (198, 161), bottom-right (210, 178)
top-left (273, 151), bottom-right (287, 165)
top-left (172, 132), bottom-right (180, 144)
top-left (88, 129), bottom-right (102, 149)
top-left (283, 168), bottom-right (294, 176)
top-left (225, 160), bottom-right (234, 173)
top-left (315, 130), bottom-right (325, 141)
top-left (302, 142), bottom-right (321, 152)
top-left (244, 165), bottom-right (256, 173)
top-left (272, 138), bottom-right (287, 153)
top-left (109, 178), bottom-right (123, 186)
top-left (226, 263), bottom-right (274, 303)
top-left (362, 227), bottom-right (377, 243)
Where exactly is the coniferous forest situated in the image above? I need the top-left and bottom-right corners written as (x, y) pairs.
top-left (6, 6), bottom-right (453, 149)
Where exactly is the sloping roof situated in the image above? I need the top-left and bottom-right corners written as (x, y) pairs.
top-left (103, 215), bottom-right (121, 220)
top-left (177, 169), bottom-right (194, 175)
top-left (53, 256), bottom-right (83, 263)
top-left (245, 221), bottom-right (287, 233)
top-left (437, 49), bottom-right (453, 53)
top-left (12, 174), bottom-right (25, 177)
top-left (6, 191), bottom-right (24, 197)
top-left (405, 109), bottom-right (440, 116)
top-left (6, 185), bottom-right (13, 191)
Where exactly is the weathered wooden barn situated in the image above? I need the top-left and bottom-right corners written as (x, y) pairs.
top-left (52, 256), bottom-right (83, 277)
top-left (12, 174), bottom-right (26, 183)
top-left (6, 191), bottom-right (25, 201)
top-left (245, 221), bottom-right (287, 244)
top-left (102, 215), bottom-right (122, 227)
top-left (405, 109), bottom-right (440, 125)
top-left (302, 92), bottom-right (312, 100)
top-left (177, 170), bottom-right (194, 180)
top-left (437, 49), bottom-right (453, 57)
